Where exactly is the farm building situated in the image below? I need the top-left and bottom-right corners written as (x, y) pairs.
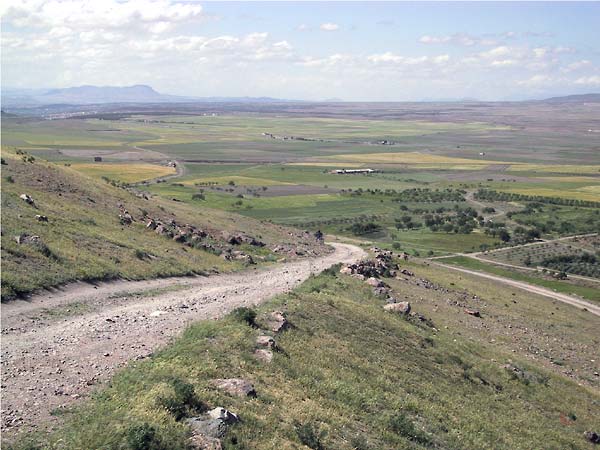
top-left (329, 168), bottom-right (379, 175)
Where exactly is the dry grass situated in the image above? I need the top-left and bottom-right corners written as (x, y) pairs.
top-left (69, 163), bottom-right (176, 183)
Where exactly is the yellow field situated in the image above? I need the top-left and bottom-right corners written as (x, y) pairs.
top-left (321, 152), bottom-right (511, 165)
top-left (508, 164), bottom-right (600, 174)
top-left (69, 163), bottom-right (176, 183)
top-left (502, 187), bottom-right (600, 201)
top-left (182, 176), bottom-right (293, 186)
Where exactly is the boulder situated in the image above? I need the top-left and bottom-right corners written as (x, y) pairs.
top-left (366, 277), bottom-right (385, 288)
top-left (146, 218), bottom-right (157, 229)
top-left (173, 233), bottom-right (187, 243)
top-left (35, 215), bottom-right (48, 222)
top-left (384, 302), bottom-right (411, 315)
top-left (19, 194), bottom-right (35, 205)
top-left (465, 309), bottom-right (481, 318)
top-left (584, 431), bottom-right (600, 444)
top-left (208, 407), bottom-right (240, 424)
top-left (254, 349), bottom-right (273, 363)
top-left (372, 286), bottom-right (391, 297)
top-left (186, 407), bottom-right (239, 440)
top-left (339, 266), bottom-right (353, 275)
top-left (350, 273), bottom-right (365, 281)
top-left (213, 378), bottom-right (256, 398)
top-left (14, 234), bottom-right (41, 245)
top-left (267, 311), bottom-right (290, 333)
top-left (189, 434), bottom-right (222, 450)
top-left (256, 335), bottom-right (276, 349)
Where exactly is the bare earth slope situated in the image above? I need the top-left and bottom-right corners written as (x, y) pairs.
top-left (0, 242), bottom-right (366, 437)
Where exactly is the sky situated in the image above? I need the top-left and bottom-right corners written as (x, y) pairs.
top-left (1, 1), bottom-right (600, 101)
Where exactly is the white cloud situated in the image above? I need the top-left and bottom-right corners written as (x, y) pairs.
top-left (320, 22), bottom-right (339, 32)
top-left (574, 76), bottom-right (600, 86)
top-left (419, 33), bottom-right (497, 47)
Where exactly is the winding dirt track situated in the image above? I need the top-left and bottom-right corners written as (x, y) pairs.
top-left (0, 243), bottom-right (366, 437)
top-left (432, 261), bottom-right (600, 317)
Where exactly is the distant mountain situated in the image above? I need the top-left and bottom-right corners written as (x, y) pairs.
top-left (541, 93), bottom-right (600, 103)
top-left (0, 85), bottom-right (297, 107)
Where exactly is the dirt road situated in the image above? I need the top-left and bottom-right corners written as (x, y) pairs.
top-left (433, 261), bottom-right (600, 317)
top-left (0, 243), bottom-right (366, 437)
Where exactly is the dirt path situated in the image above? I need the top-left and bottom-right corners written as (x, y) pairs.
top-left (0, 243), bottom-right (366, 437)
top-left (432, 261), bottom-right (600, 317)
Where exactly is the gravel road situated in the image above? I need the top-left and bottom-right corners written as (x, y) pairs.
top-left (0, 243), bottom-right (366, 437)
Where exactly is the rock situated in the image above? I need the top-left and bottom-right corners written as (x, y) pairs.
top-left (186, 408), bottom-right (239, 446)
top-left (256, 335), bottom-right (276, 349)
top-left (399, 268), bottom-right (414, 277)
top-left (173, 233), bottom-right (187, 243)
top-left (366, 277), bottom-right (385, 288)
top-left (372, 286), bottom-right (391, 297)
top-left (207, 407), bottom-right (240, 424)
top-left (14, 234), bottom-right (41, 245)
top-left (384, 302), bottom-right (411, 315)
top-left (213, 378), bottom-right (256, 398)
top-left (254, 349), bottom-right (273, 363)
top-left (189, 434), bottom-right (223, 450)
top-left (339, 266), bottom-right (353, 275)
top-left (35, 215), bottom-right (48, 222)
top-left (118, 211), bottom-right (133, 225)
top-left (584, 431), bottom-right (600, 444)
top-left (146, 218), bottom-right (157, 230)
top-left (267, 311), bottom-right (289, 333)
top-left (350, 273), bottom-right (365, 281)
top-left (465, 309), bottom-right (481, 318)
top-left (19, 194), bottom-right (35, 205)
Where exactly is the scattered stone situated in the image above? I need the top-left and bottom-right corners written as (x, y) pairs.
top-left (256, 335), bottom-right (276, 349)
top-left (584, 431), bottom-right (600, 444)
top-left (189, 434), bottom-right (223, 450)
top-left (14, 234), bottom-right (41, 245)
top-left (465, 309), bottom-right (481, 318)
top-left (254, 349), bottom-right (273, 363)
top-left (213, 378), bottom-right (256, 398)
top-left (372, 286), bottom-right (391, 297)
top-left (384, 302), bottom-right (411, 315)
top-left (366, 277), bottom-right (386, 288)
top-left (19, 194), bottom-right (35, 206)
top-left (267, 311), bottom-right (289, 333)
top-left (186, 407), bottom-right (239, 441)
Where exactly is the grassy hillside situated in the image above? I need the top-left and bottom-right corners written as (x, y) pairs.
top-left (10, 259), bottom-right (599, 449)
top-left (1, 148), bottom-right (324, 300)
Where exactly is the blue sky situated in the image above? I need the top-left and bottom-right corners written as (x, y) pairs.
top-left (2, 1), bottom-right (599, 100)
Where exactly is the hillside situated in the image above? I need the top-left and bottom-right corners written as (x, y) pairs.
top-left (0, 149), bottom-right (327, 300)
top-left (7, 253), bottom-right (599, 449)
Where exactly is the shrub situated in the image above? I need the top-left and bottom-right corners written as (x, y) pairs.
top-left (157, 378), bottom-right (202, 420)
top-left (387, 413), bottom-right (430, 445)
top-left (126, 423), bottom-right (161, 450)
top-left (134, 249), bottom-right (149, 260)
top-left (5, 175), bottom-right (14, 183)
top-left (294, 421), bottom-right (326, 450)
top-left (231, 307), bottom-right (257, 327)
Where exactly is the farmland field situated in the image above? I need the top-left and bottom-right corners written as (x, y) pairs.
top-left (2, 102), bottom-right (599, 260)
